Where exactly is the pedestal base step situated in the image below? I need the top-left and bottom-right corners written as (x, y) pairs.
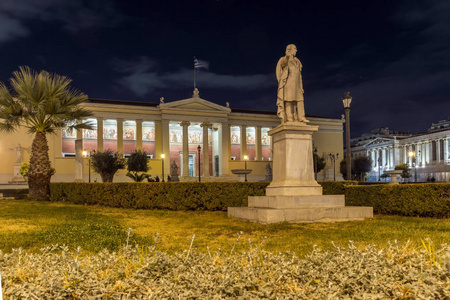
top-left (249, 195), bottom-right (345, 209)
top-left (228, 206), bottom-right (373, 224)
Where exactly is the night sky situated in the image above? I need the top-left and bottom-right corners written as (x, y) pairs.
top-left (1, 0), bottom-right (449, 137)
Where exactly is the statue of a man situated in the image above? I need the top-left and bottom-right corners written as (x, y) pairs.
top-left (276, 44), bottom-right (308, 123)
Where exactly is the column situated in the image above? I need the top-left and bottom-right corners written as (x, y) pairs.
top-left (436, 140), bottom-right (441, 163)
top-left (255, 126), bottom-right (262, 161)
top-left (417, 143), bottom-right (422, 166)
top-left (240, 125), bottom-right (247, 159)
top-left (180, 121), bottom-right (190, 177)
top-left (136, 120), bottom-right (143, 151)
top-left (219, 123), bottom-right (230, 176)
top-left (74, 121), bottom-right (84, 182)
top-left (154, 120), bottom-right (162, 158)
top-left (403, 145), bottom-right (408, 165)
top-left (117, 119), bottom-right (124, 155)
top-left (393, 140), bottom-right (401, 167)
top-left (421, 142), bottom-right (426, 166)
top-left (201, 122), bottom-right (211, 177)
top-left (444, 137), bottom-right (449, 164)
top-left (387, 147), bottom-right (393, 170)
top-left (162, 120), bottom-right (170, 176)
top-left (96, 117), bottom-right (104, 152)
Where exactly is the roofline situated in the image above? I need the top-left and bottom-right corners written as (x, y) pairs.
top-left (85, 98), bottom-right (341, 121)
top-left (86, 98), bottom-right (159, 107)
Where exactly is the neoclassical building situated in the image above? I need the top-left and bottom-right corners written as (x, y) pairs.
top-left (0, 89), bottom-right (345, 183)
top-left (350, 121), bottom-right (450, 182)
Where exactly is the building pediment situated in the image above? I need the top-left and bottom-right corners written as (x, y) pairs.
top-left (364, 137), bottom-right (394, 147)
top-left (159, 97), bottom-right (231, 114)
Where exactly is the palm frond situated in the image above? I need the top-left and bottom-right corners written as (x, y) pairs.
top-left (1, 66), bottom-right (92, 134)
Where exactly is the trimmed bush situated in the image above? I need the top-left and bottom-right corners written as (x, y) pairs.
top-left (50, 181), bottom-right (358, 211)
top-left (318, 180), bottom-right (358, 195)
top-left (51, 182), bottom-right (269, 211)
top-left (345, 183), bottom-right (450, 218)
top-left (50, 181), bottom-right (355, 211)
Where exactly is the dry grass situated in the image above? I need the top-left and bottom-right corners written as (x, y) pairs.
top-left (0, 199), bottom-right (449, 256)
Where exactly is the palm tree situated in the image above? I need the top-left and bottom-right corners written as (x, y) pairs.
top-left (0, 66), bottom-right (92, 200)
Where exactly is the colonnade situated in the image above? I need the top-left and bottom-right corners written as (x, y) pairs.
top-left (75, 117), bottom-right (271, 179)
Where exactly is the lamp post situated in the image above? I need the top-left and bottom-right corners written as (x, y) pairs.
top-left (244, 155), bottom-right (248, 182)
top-left (342, 92), bottom-right (352, 180)
top-left (314, 147), bottom-right (318, 180)
top-left (197, 145), bottom-right (201, 182)
top-left (82, 150), bottom-right (92, 183)
top-left (408, 150), bottom-right (420, 183)
top-left (378, 157), bottom-right (382, 182)
top-left (329, 153), bottom-right (339, 181)
top-left (161, 154), bottom-right (165, 182)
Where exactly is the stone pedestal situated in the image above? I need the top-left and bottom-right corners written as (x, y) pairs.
top-left (386, 170), bottom-right (403, 185)
top-left (228, 123), bottom-right (373, 224)
top-left (231, 169), bottom-right (252, 182)
top-left (9, 165), bottom-right (27, 185)
top-left (266, 123), bottom-right (322, 196)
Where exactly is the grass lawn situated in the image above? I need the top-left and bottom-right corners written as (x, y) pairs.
top-left (0, 199), bottom-right (448, 256)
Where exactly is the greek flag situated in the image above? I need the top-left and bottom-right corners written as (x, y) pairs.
top-left (194, 58), bottom-right (209, 70)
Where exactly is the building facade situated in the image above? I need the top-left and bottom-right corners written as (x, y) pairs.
top-left (350, 122), bottom-right (450, 182)
top-left (0, 89), bottom-right (345, 183)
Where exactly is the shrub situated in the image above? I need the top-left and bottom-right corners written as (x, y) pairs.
top-left (50, 181), bottom-right (356, 211)
top-left (345, 183), bottom-right (450, 218)
top-left (0, 240), bottom-right (448, 299)
top-left (19, 162), bottom-right (29, 177)
top-left (395, 163), bottom-right (412, 180)
top-left (91, 150), bottom-right (126, 182)
top-left (50, 182), bottom-right (269, 211)
top-left (318, 180), bottom-right (358, 195)
top-left (126, 150), bottom-right (150, 182)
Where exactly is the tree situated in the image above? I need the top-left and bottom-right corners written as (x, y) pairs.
top-left (0, 66), bottom-right (92, 200)
top-left (353, 156), bottom-right (373, 182)
top-left (340, 156), bottom-right (373, 182)
top-left (313, 152), bottom-right (326, 174)
top-left (395, 163), bottom-right (412, 182)
top-left (91, 150), bottom-right (126, 182)
top-left (339, 159), bottom-right (353, 180)
top-left (126, 150), bottom-right (151, 182)
top-left (380, 173), bottom-right (390, 182)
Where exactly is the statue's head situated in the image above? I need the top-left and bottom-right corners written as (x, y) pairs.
top-left (285, 44), bottom-right (297, 56)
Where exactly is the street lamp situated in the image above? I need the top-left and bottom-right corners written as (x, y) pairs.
top-left (342, 92), bottom-right (352, 180)
top-left (408, 150), bottom-right (420, 182)
top-left (329, 153), bottom-right (339, 181)
top-left (378, 157), bottom-right (382, 182)
top-left (197, 145), bottom-right (201, 182)
top-left (244, 155), bottom-right (249, 182)
top-left (161, 154), bottom-right (165, 182)
top-left (82, 149), bottom-right (93, 183)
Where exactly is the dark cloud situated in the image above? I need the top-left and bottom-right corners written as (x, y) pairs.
top-left (113, 57), bottom-right (274, 98)
top-left (0, 0), bottom-right (121, 43)
top-left (0, 13), bottom-right (28, 42)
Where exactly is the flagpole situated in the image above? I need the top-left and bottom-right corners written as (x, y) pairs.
top-left (194, 57), bottom-right (196, 90)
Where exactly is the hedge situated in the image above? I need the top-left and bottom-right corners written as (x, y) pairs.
top-left (50, 181), bottom-right (355, 211)
top-left (50, 182), bottom-right (268, 211)
top-left (319, 180), bottom-right (358, 195)
top-left (345, 183), bottom-right (450, 218)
